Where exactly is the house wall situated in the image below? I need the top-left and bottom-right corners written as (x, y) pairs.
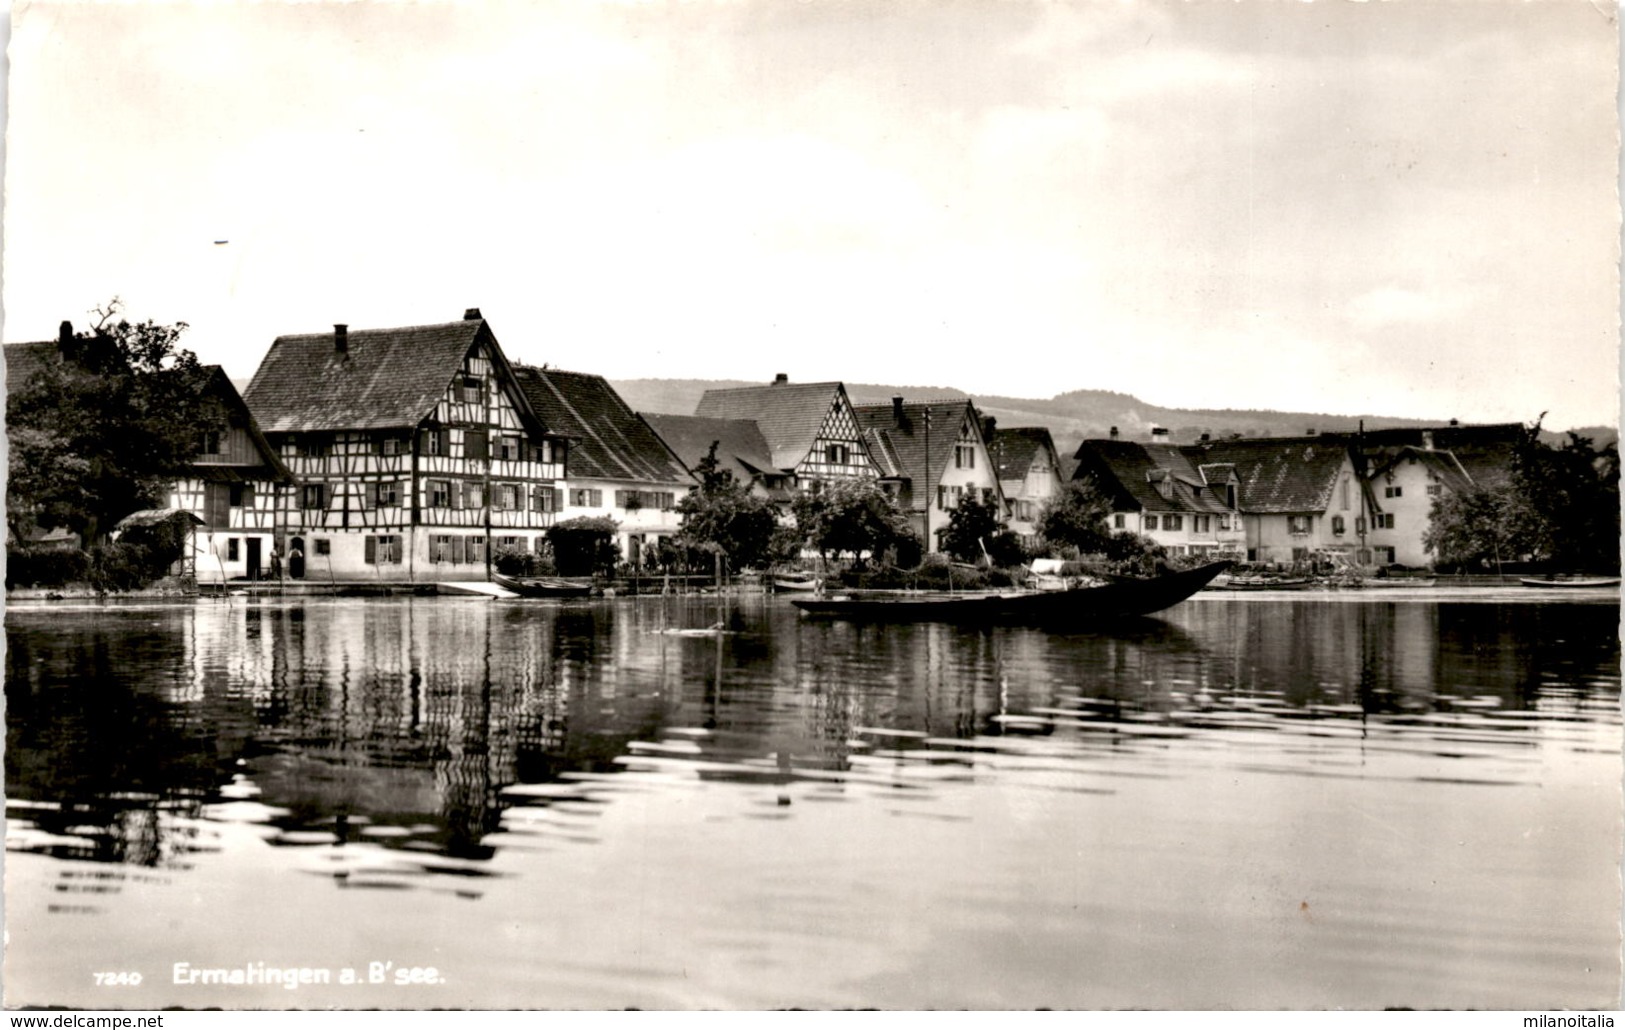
top-left (1002, 456), bottom-right (1062, 539)
top-left (169, 475), bottom-right (289, 583)
top-left (793, 393), bottom-right (879, 488)
top-left (1367, 458), bottom-right (1446, 567)
top-left (1245, 458), bottom-right (1363, 564)
top-left (560, 477), bottom-right (687, 565)
top-left (924, 418), bottom-right (1002, 550)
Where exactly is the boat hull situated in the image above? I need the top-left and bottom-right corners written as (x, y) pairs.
top-left (791, 561), bottom-right (1233, 624)
top-left (1520, 577), bottom-right (1621, 589)
top-left (491, 574), bottom-right (593, 598)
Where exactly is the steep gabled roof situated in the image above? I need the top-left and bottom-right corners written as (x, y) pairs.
top-left (853, 399), bottom-right (980, 511)
top-left (513, 367), bottom-right (691, 486)
top-left (1368, 446), bottom-right (1475, 496)
top-left (244, 317), bottom-right (543, 434)
top-left (694, 381), bottom-right (852, 471)
top-left (1072, 440), bottom-right (1233, 514)
top-left (4, 340), bottom-right (57, 396)
top-left (986, 426), bottom-right (1059, 482)
top-left (641, 413), bottom-right (780, 485)
top-left (1196, 437), bottom-right (1352, 513)
top-left (201, 366), bottom-right (296, 484)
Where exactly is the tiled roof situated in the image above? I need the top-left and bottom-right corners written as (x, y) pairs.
top-left (4, 340), bottom-right (57, 396)
top-left (986, 427), bottom-right (1058, 481)
top-left (641, 413), bottom-right (780, 485)
top-left (853, 399), bottom-right (979, 511)
top-left (1072, 440), bottom-right (1234, 514)
top-left (694, 381), bottom-right (850, 471)
top-left (512, 367), bottom-right (691, 486)
top-left (1196, 437), bottom-right (1352, 513)
top-left (245, 318), bottom-right (536, 433)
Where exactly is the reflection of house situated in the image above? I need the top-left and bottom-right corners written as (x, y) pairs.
top-left (243, 310), bottom-right (568, 581)
top-left (512, 366), bottom-right (694, 567)
top-left (1071, 439), bottom-right (1245, 556)
top-left (986, 426), bottom-right (1065, 540)
top-left (640, 414), bottom-right (795, 502)
top-left (853, 398), bottom-right (1004, 552)
top-left (693, 376), bottom-right (879, 491)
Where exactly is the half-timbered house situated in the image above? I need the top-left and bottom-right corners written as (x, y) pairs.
top-left (512, 366), bottom-right (694, 568)
top-left (242, 310), bottom-right (568, 581)
top-left (693, 376), bottom-right (879, 491)
top-left (853, 397), bottom-right (1005, 552)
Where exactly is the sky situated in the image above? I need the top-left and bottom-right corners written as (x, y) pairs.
top-left (3, 0), bottom-right (1620, 429)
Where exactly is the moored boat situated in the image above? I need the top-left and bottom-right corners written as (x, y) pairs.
top-left (791, 561), bottom-right (1232, 624)
top-left (492, 573), bottom-right (593, 598)
top-left (771, 573), bottom-right (823, 593)
top-left (1205, 574), bottom-right (1316, 591)
top-left (1519, 575), bottom-right (1621, 589)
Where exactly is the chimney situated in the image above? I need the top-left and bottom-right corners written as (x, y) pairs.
top-left (1150, 426), bottom-right (1169, 441)
top-left (463, 308), bottom-right (482, 321)
top-left (1421, 430), bottom-right (1434, 451)
top-left (334, 324), bottom-right (348, 355)
top-left (981, 415), bottom-right (996, 440)
top-left (892, 394), bottom-right (905, 425)
top-left (1449, 418), bottom-right (1459, 427)
top-left (1200, 432), bottom-right (1211, 443)
top-left (773, 373), bottom-right (788, 385)
top-left (57, 320), bottom-right (73, 356)
top-left (1306, 428), bottom-right (1317, 436)
top-left (1109, 426), bottom-right (1119, 440)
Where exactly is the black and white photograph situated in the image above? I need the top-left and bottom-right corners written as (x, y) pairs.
top-left (3, 0), bottom-right (1620, 1013)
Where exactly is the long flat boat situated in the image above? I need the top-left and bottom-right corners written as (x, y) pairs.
top-left (492, 573), bottom-right (593, 598)
top-left (1519, 576), bottom-right (1621, 589)
top-left (790, 561), bottom-right (1232, 624)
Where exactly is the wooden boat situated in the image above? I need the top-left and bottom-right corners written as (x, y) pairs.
top-left (1519, 576), bottom-right (1621, 589)
top-left (1206, 574), bottom-right (1316, 592)
top-left (771, 573), bottom-right (823, 593)
top-left (492, 573), bottom-right (593, 598)
top-left (790, 561), bottom-right (1233, 624)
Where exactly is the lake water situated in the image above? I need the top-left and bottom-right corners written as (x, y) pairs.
top-left (4, 591), bottom-right (1620, 1010)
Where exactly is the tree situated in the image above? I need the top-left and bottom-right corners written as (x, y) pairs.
top-left (7, 301), bottom-right (224, 544)
top-left (546, 516), bottom-right (621, 576)
top-left (1423, 489), bottom-right (1539, 571)
top-left (673, 443), bottom-right (781, 572)
top-left (939, 495), bottom-right (1004, 564)
top-left (1510, 421), bottom-right (1620, 573)
top-left (791, 479), bottom-right (915, 566)
top-left (1036, 480), bottom-right (1115, 554)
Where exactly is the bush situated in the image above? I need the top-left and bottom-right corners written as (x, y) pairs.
top-left (89, 540), bottom-right (174, 592)
top-left (6, 547), bottom-right (91, 588)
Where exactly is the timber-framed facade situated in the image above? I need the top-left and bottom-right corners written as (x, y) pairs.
top-left (243, 310), bottom-right (567, 581)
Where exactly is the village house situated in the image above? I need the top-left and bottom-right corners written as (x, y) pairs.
top-left (512, 365), bottom-right (694, 568)
top-left (639, 413), bottom-right (796, 502)
top-left (693, 376), bottom-right (880, 491)
top-left (853, 397), bottom-right (1005, 552)
top-left (241, 309), bottom-right (568, 581)
top-left (6, 329), bottom-right (296, 583)
top-left (1196, 436), bottom-right (1363, 563)
top-left (1360, 446), bottom-right (1475, 566)
top-left (985, 426), bottom-right (1065, 540)
top-left (1071, 437), bottom-right (1246, 557)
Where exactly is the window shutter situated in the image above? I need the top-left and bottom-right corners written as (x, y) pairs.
top-left (392, 536), bottom-right (404, 564)
top-left (365, 535), bottom-right (377, 564)
top-left (553, 488), bottom-right (564, 513)
top-left (362, 483), bottom-right (376, 510)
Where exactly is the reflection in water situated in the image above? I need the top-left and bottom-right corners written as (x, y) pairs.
top-left (5, 595), bottom-right (1619, 1009)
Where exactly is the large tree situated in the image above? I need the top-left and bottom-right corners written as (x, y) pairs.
top-left (7, 302), bottom-right (224, 544)
top-left (673, 443), bottom-right (781, 572)
top-left (939, 495), bottom-right (1005, 564)
top-left (1036, 480), bottom-right (1115, 554)
top-left (791, 479), bottom-right (915, 565)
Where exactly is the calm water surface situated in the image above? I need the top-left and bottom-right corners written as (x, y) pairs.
top-left (5, 592), bottom-right (1620, 1009)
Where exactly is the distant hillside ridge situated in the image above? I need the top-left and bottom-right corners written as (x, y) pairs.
top-left (609, 377), bottom-right (1613, 457)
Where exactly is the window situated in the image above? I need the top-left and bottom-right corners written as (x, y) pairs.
top-left (1144, 515), bottom-right (1158, 531)
top-left (1113, 513), bottom-right (1125, 529)
top-left (1193, 515), bottom-right (1211, 534)
top-left (464, 430), bottom-right (489, 461)
top-left (1331, 515), bottom-right (1345, 535)
top-left (199, 431), bottom-right (222, 455)
top-left (1375, 513), bottom-right (1395, 530)
top-left (1163, 514), bottom-right (1183, 531)
top-left (374, 481), bottom-right (401, 507)
top-left (1426, 484), bottom-right (1442, 496)
top-left (462, 482), bottom-right (484, 509)
top-left (297, 435), bottom-right (329, 458)
top-left (498, 435), bottom-right (523, 461)
top-left (1341, 479), bottom-right (1350, 510)
top-left (461, 376), bottom-right (482, 404)
top-left (314, 539), bottom-right (331, 556)
top-left (422, 429), bottom-right (450, 456)
top-left (429, 480), bottom-right (452, 508)
top-left (571, 488), bottom-right (603, 508)
top-left (301, 484), bottom-right (326, 510)
top-left (229, 483), bottom-right (254, 509)
top-left (937, 485), bottom-right (947, 510)
top-left (227, 538), bottom-right (240, 561)
top-left (431, 535), bottom-right (462, 563)
top-left (1376, 546), bottom-right (1396, 564)
top-left (1384, 486), bottom-right (1403, 498)
top-left (1287, 515), bottom-right (1312, 535)
top-left (949, 485), bottom-right (963, 508)
top-left (379, 436), bottom-right (402, 457)
top-left (955, 443), bottom-right (975, 469)
top-left (496, 535), bottom-right (524, 551)
top-left (467, 536), bottom-right (487, 564)
top-left (365, 535), bottom-right (403, 564)
top-left (495, 483), bottom-right (520, 511)
top-left (825, 443), bottom-right (849, 465)
top-left (1217, 514), bottom-right (1230, 531)
top-left (533, 485), bottom-right (563, 513)
top-left (982, 488), bottom-right (995, 506)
